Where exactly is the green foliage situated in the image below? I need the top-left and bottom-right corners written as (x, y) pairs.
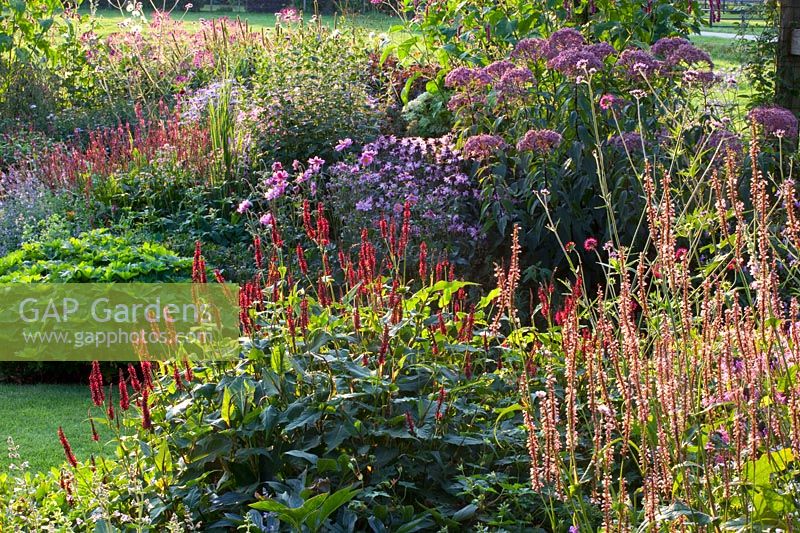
top-left (735, 0), bottom-right (779, 105)
top-left (387, 0), bottom-right (702, 69)
top-left (0, 228), bottom-right (192, 282)
top-left (401, 90), bottom-right (453, 138)
top-left (0, 275), bottom-right (539, 530)
top-left (250, 25), bottom-right (382, 162)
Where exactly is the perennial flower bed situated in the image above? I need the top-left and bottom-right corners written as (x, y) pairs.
top-left (1, 0), bottom-right (800, 530)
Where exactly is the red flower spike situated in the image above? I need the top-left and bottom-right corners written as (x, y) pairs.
top-left (405, 411), bottom-right (416, 435)
top-left (435, 386), bottom-right (446, 420)
top-left (89, 361), bottom-right (105, 407)
top-left (296, 244), bottom-right (308, 275)
top-left (378, 324), bottom-right (390, 366)
top-left (90, 417), bottom-right (99, 442)
top-left (183, 358), bottom-right (193, 382)
top-left (141, 388), bottom-right (152, 430)
top-left (58, 427), bottom-right (78, 467)
top-left (127, 363), bottom-right (141, 393)
top-left (253, 236), bottom-right (263, 270)
top-left (119, 370), bottom-right (130, 411)
top-left (418, 242), bottom-right (428, 281)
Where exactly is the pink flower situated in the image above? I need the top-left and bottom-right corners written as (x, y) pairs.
top-left (583, 237), bottom-right (598, 251)
top-left (675, 247), bottom-right (688, 261)
top-left (335, 138), bottom-right (353, 152)
top-left (259, 213), bottom-right (274, 226)
top-left (236, 199), bottom-right (252, 214)
top-left (599, 94), bottom-right (618, 110)
top-left (307, 156), bottom-right (325, 173)
top-left (359, 150), bottom-right (376, 166)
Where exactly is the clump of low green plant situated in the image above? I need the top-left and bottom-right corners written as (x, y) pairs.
top-left (0, 228), bottom-right (192, 283)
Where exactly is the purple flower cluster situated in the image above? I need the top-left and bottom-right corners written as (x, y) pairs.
top-left (178, 81), bottom-right (241, 123)
top-left (652, 37), bottom-right (713, 67)
top-left (511, 38), bottom-right (548, 63)
top-left (667, 44), bottom-right (713, 67)
top-left (608, 132), bottom-right (645, 152)
top-left (547, 48), bottom-right (604, 78)
top-left (444, 67), bottom-right (491, 89)
top-left (545, 28), bottom-right (586, 59)
top-left (326, 135), bottom-right (482, 243)
top-left (616, 49), bottom-right (661, 80)
top-left (463, 134), bottom-right (506, 160)
top-left (483, 60), bottom-right (516, 79)
top-left (494, 67), bottom-right (535, 100)
top-left (516, 129), bottom-right (563, 154)
top-left (264, 162), bottom-right (290, 201)
top-left (682, 69), bottom-right (719, 87)
top-left (705, 128), bottom-right (742, 160)
top-left (747, 106), bottom-right (799, 139)
top-left (587, 42), bottom-right (616, 60)
top-left (650, 37), bottom-right (691, 59)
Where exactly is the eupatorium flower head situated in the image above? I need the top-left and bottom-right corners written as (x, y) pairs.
top-left (748, 106), bottom-right (798, 139)
top-left (463, 134), bottom-right (506, 160)
top-left (517, 129), bottom-right (563, 154)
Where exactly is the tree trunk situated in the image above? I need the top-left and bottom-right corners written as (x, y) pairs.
top-left (776, 0), bottom-right (800, 114)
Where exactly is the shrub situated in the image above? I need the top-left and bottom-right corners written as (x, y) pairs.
top-left (248, 24), bottom-right (383, 162)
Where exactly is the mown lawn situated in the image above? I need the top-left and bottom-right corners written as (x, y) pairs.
top-left (0, 384), bottom-right (111, 473)
top-left (85, 7), bottom-right (400, 35)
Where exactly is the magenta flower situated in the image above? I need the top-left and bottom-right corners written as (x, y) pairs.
top-left (236, 199), bottom-right (252, 214)
top-left (599, 94), bottom-right (620, 110)
top-left (583, 237), bottom-right (598, 251)
top-left (307, 156), bottom-right (325, 173)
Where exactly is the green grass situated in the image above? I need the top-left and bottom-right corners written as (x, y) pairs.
top-left (85, 7), bottom-right (400, 36)
top-left (691, 35), bottom-right (746, 70)
top-left (0, 384), bottom-right (111, 473)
